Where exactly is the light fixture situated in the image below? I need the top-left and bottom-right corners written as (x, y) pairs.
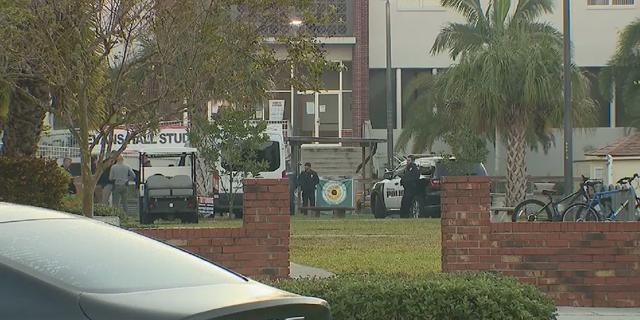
top-left (290, 19), bottom-right (303, 26)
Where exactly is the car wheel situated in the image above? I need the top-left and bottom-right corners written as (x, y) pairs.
top-left (139, 211), bottom-right (155, 225)
top-left (410, 196), bottom-right (426, 219)
top-left (426, 206), bottom-right (441, 219)
top-left (181, 212), bottom-right (199, 224)
top-left (372, 196), bottom-right (386, 219)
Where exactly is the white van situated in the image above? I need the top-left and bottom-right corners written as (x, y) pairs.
top-left (213, 125), bottom-right (288, 217)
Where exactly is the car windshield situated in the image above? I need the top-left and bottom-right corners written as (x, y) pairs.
top-left (436, 162), bottom-right (487, 176)
top-left (0, 218), bottom-right (247, 293)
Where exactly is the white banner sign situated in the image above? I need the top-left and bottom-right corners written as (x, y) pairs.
top-left (88, 127), bottom-right (189, 151)
top-left (269, 100), bottom-right (285, 121)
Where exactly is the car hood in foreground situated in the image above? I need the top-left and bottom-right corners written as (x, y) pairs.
top-left (79, 281), bottom-right (331, 320)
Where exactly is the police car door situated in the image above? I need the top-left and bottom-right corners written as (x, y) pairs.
top-left (384, 165), bottom-right (406, 210)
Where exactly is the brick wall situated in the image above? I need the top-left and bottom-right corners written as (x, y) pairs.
top-left (133, 178), bottom-right (290, 279)
top-left (441, 176), bottom-right (640, 307)
top-left (352, 0), bottom-right (369, 139)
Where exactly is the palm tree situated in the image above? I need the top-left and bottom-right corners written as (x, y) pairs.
top-left (398, 0), bottom-right (597, 206)
top-left (1, 80), bottom-right (49, 157)
top-left (600, 18), bottom-right (640, 129)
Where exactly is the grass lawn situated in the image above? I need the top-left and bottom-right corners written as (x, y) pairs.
top-left (127, 214), bottom-right (442, 275)
top-left (291, 214), bottom-right (441, 275)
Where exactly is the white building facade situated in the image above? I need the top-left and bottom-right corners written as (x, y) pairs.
top-left (367, 0), bottom-right (640, 176)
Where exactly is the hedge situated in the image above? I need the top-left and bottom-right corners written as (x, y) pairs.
top-left (58, 195), bottom-right (128, 222)
top-left (0, 156), bottom-right (69, 209)
top-left (266, 272), bottom-right (557, 320)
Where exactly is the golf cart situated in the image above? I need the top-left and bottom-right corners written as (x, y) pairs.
top-left (138, 147), bottom-right (199, 225)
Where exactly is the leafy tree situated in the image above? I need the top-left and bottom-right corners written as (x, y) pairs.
top-left (397, 0), bottom-right (597, 206)
top-left (189, 109), bottom-right (269, 216)
top-left (439, 129), bottom-right (489, 176)
top-left (600, 18), bottom-right (640, 129)
top-left (1, 0), bottom-right (336, 217)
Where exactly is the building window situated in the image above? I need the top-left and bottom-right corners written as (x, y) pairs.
top-left (583, 67), bottom-right (612, 128)
top-left (369, 69), bottom-right (397, 130)
top-left (400, 68), bottom-right (433, 128)
top-left (342, 92), bottom-right (353, 129)
top-left (397, 0), bottom-right (444, 11)
top-left (588, 0), bottom-right (634, 6)
top-left (342, 61), bottom-right (353, 90)
top-left (259, 0), bottom-right (353, 37)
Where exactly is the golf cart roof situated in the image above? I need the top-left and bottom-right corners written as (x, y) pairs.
top-left (137, 147), bottom-right (198, 156)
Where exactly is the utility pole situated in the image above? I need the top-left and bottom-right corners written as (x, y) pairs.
top-left (562, 0), bottom-right (573, 195)
top-left (385, 0), bottom-right (394, 168)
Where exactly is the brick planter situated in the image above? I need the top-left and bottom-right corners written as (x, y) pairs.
top-left (133, 178), bottom-right (290, 279)
top-left (441, 176), bottom-right (640, 307)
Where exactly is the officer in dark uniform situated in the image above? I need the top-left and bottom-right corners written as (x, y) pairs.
top-left (297, 162), bottom-right (320, 215)
top-left (400, 155), bottom-right (420, 218)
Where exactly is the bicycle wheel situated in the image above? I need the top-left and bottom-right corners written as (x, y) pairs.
top-left (562, 203), bottom-right (601, 222)
top-left (511, 199), bottom-right (553, 222)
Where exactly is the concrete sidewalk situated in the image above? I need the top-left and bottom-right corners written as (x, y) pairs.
top-left (557, 307), bottom-right (640, 319)
top-left (290, 262), bottom-right (334, 278)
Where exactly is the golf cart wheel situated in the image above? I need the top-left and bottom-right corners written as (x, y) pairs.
top-left (139, 211), bottom-right (155, 225)
top-left (181, 212), bottom-right (199, 224)
top-left (410, 196), bottom-right (426, 219)
top-left (372, 196), bottom-right (386, 219)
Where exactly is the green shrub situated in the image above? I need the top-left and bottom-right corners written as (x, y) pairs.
top-left (58, 195), bottom-right (128, 222)
top-left (266, 272), bottom-right (556, 320)
top-left (0, 156), bottom-right (69, 209)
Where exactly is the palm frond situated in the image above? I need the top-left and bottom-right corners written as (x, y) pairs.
top-left (430, 23), bottom-right (487, 59)
top-left (440, 0), bottom-right (487, 24)
top-left (512, 0), bottom-right (555, 22)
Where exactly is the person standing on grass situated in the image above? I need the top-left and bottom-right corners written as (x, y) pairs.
top-left (109, 155), bottom-right (136, 214)
top-left (98, 151), bottom-right (118, 205)
top-left (61, 157), bottom-right (77, 194)
top-left (298, 162), bottom-right (320, 215)
top-left (400, 155), bottom-right (420, 218)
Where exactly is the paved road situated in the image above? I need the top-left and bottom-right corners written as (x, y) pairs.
top-left (557, 307), bottom-right (640, 320)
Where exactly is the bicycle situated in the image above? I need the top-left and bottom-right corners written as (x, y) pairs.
top-left (562, 173), bottom-right (640, 222)
top-left (511, 175), bottom-right (602, 222)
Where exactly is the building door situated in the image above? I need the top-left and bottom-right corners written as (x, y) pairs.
top-left (296, 93), bottom-right (316, 138)
top-left (316, 93), bottom-right (341, 143)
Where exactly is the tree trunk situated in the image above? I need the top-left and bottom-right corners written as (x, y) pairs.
top-left (494, 127), bottom-right (500, 175)
top-left (228, 177), bottom-right (235, 217)
top-left (77, 81), bottom-right (96, 218)
top-left (1, 82), bottom-right (48, 157)
top-left (504, 118), bottom-right (528, 207)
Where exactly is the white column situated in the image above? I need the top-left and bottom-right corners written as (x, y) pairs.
top-left (610, 81), bottom-right (616, 128)
top-left (396, 68), bottom-right (402, 129)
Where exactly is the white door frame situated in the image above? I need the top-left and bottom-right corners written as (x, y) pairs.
top-left (315, 90), bottom-right (342, 145)
top-left (296, 90), bottom-right (342, 146)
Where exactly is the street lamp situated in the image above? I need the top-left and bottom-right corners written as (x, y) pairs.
top-left (289, 18), bottom-right (303, 215)
top-left (562, 0), bottom-right (573, 195)
top-left (385, 0), bottom-right (394, 168)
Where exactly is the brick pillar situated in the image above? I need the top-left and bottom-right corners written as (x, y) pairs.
top-left (441, 176), bottom-right (492, 272)
top-left (242, 178), bottom-right (290, 278)
top-left (352, 0), bottom-right (369, 139)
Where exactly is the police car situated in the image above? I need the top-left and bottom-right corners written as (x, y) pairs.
top-left (370, 156), bottom-right (488, 219)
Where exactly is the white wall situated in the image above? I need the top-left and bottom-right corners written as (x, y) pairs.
top-left (370, 0), bottom-right (640, 68)
top-left (369, 127), bottom-right (631, 176)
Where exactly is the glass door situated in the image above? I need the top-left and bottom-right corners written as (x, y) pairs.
top-left (316, 93), bottom-right (341, 143)
top-left (296, 93), bottom-right (316, 138)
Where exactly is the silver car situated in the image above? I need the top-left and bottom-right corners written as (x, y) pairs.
top-left (0, 202), bottom-right (332, 320)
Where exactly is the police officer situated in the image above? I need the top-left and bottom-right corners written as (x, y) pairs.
top-left (400, 155), bottom-right (420, 218)
top-left (298, 162), bottom-right (320, 215)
